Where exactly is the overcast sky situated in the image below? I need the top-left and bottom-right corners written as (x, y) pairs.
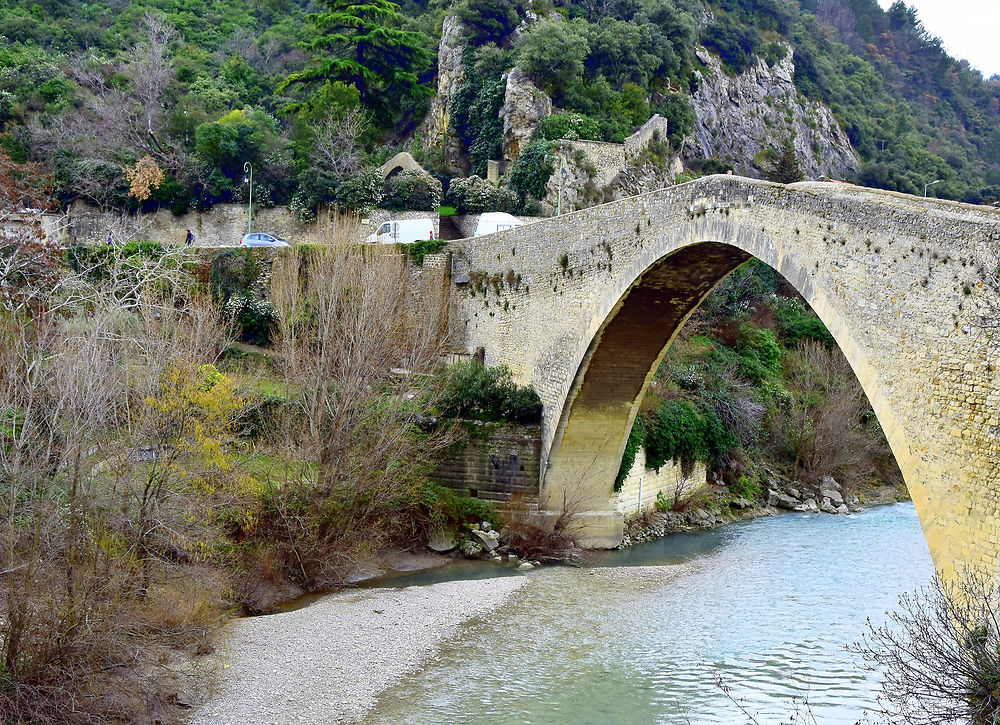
top-left (875, 1), bottom-right (1000, 78)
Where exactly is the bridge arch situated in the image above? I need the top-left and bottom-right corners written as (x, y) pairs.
top-left (450, 176), bottom-right (1000, 583)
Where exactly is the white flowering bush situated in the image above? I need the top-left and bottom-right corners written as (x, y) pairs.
top-left (446, 175), bottom-right (516, 213)
top-left (224, 293), bottom-right (275, 346)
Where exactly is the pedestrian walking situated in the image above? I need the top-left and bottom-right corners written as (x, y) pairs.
top-left (185, 229), bottom-right (194, 246)
top-left (106, 232), bottom-right (113, 246)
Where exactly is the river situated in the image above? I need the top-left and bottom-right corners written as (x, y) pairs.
top-left (366, 502), bottom-right (932, 724)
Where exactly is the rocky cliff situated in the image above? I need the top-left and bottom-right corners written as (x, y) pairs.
top-left (686, 47), bottom-right (859, 179)
top-left (419, 15), bottom-right (467, 174)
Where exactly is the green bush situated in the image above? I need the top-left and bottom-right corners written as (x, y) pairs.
top-left (614, 416), bottom-right (646, 492)
top-left (224, 293), bottom-right (275, 347)
top-left (644, 400), bottom-right (732, 471)
top-left (383, 170), bottom-right (443, 211)
top-left (508, 137), bottom-right (553, 204)
top-left (335, 169), bottom-right (384, 212)
top-left (701, 16), bottom-right (761, 74)
top-left (538, 113), bottom-right (601, 141)
top-left (402, 238), bottom-right (448, 266)
top-left (735, 325), bottom-right (781, 382)
top-left (445, 175), bottom-right (516, 214)
top-left (419, 481), bottom-right (500, 531)
top-left (730, 474), bottom-right (761, 500)
top-left (770, 296), bottom-right (835, 347)
top-left (439, 360), bottom-right (543, 424)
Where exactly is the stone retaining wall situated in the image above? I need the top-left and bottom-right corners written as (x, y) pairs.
top-left (613, 447), bottom-right (706, 515)
top-left (65, 203), bottom-right (438, 247)
top-left (433, 422), bottom-right (542, 503)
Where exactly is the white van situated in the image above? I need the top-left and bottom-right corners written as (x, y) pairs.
top-left (474, 212), bottom-right (523, 237)
top-left (366, 218), bottom-right (435, 244)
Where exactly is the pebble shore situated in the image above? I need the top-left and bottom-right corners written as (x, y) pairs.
top-left (187, 576), bottom-right (528, 725)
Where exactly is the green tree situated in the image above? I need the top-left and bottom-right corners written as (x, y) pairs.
top-left (279, 0), bottom-right (435, 125)
top-left (515, 19), bottom-right (590, 103)
top-left (764, 139), bottom-right (805, 183)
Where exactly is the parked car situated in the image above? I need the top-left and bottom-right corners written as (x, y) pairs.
top-left (473, 212), bottom-right (523, 237)
top-left (365, 218), bottom-right (435, 244)
top-left (239, 232), bottom-right (290, 247)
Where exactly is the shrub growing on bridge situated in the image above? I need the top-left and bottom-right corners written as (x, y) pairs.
top-left (438, 359), bottom-right (542, 424)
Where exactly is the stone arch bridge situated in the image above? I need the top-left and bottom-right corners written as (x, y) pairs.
top-left (446, 175), bottom-right (1000, 584)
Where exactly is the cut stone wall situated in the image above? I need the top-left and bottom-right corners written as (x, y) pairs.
top-left (433, 422), bottom-right (542, 503)
top-left (613, 448), bottom-right (706, 516)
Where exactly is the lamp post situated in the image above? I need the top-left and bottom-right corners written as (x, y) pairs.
top-left (243, 161), bottom-right (253, 235)
top-left (557, 158), bottom-right (567, 216)
top-left (924, 179), bottom-right (941, 197)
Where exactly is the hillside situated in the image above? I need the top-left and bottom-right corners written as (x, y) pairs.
top-left (1, 0), bottom-right (999, 215)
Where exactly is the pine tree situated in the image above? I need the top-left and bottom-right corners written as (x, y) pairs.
top-left (764, 139), bottom-right (805, 184)
top-left (279, 0), bottom-right (435, 125)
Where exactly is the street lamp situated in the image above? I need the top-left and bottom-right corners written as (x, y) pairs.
top-left (557, 158), bottom-right (567, 216)
top-left (243, 161), bottom-right (253, 235)
top-left (924, 179), bottom-right (941, 197)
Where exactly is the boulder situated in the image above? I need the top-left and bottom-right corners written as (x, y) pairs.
top-left (518, 562), bottom-right (534, 571)
top-left (820, 498), bottom-right (838, 514)
top-left (766, 489), bottom-right (781, 507)
top-left (836, 504), bottom-right (850, 515)
top-left (426, 527), bottom-right (458, 553)
top-left (730, 497), bottom-right (752, 509)
top-left (802, 497), bottom-right (818, 512)
top-left (481, 521), bottom-right (492, 533)
top-left (821, 489), bottom-right (845, 505)
top-left (788, 487), bottom-right (801, 500)
top-left (821, 476), bottom-right (842, 491)
top-left (775, 493), bottom-right (800, 510)
top-left (461, 540), bottom-right (483, 558)
top-left (471, 529), bottom-right (500, 553)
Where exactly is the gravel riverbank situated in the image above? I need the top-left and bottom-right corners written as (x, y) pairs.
top-left (187, 576), bottom-right (528, 725)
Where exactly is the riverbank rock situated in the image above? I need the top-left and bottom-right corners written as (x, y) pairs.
top-left (822, 476), bottom-right (842, 491)
top-left (427, 527), bottom-right (458, 553)
top-left (821, 488), bottom-right (845, 505)
top-left (471, 528), bottom-right (501, 553)
top-left (462, 540), bottom-right (483, 558)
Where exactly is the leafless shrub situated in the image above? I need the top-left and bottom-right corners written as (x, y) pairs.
top-left (774, 340), bottom-right (879, 491)
top-left (852, 570), bottom-right (1000, 725)
top-left (502, 492), bottom-right (585, 565)
top-left (0, 244), bottom-right (237, 723)
top-left (308, 108), bottom-right (368, 179)
top-left (256, 219), bottom-right (454, 588)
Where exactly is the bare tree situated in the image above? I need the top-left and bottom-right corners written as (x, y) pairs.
top-left (263, 217), bottom-right (453, 586)
top-left (775, 340), bottom-right (878, 490)
top-left (309, 108), bottom-right (368, 179)
top-left (30, 12), bottom-right (178, 208)
top-left (853, 570), bottom-right (1000, 725)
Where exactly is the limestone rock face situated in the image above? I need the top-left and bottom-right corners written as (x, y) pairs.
top-left (501, 66), bottom-right (551, 166)
top-left (419, 14), bottom-right (468, 173)
top-left (685, 46), bottom-right (859, 179)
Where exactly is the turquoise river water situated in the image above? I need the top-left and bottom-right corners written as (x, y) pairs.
top-left (366, 502), bottom-right (933, 724)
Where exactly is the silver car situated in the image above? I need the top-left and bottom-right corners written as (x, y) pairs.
top-left (239, 233), bottom-right (290, 247)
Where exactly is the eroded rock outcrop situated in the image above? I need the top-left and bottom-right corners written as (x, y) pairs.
top-left (501, 66), bottom-right (551, 165)
top-left (686, 46), bottom-right (859, 179)
top-left (419, 14), bottom-right (467, 173)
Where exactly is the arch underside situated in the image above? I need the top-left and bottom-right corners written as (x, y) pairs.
top-left (540, 238), bottom-right (930, 560)
top-left (543, 242), bottom-right (752, 514)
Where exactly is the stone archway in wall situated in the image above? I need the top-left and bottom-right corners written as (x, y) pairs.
top-left (541, 241), bottom-right (913, 541)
